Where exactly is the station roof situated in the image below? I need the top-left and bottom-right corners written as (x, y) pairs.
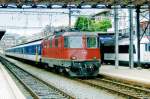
top-left (0, 30), bottom-right (5, 40)
top-left (0, 0), bottom-right (149, 9)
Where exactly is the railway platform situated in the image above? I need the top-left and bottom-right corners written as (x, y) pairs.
top-left (0, 63), bottom-right (26, 99)
top-left (100, 65), bottom-right (150, 88)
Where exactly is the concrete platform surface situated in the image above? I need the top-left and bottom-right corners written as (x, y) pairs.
top-left (0, 65), bottom-right (16, 99)
top-left (0, 63), bottom-right (26, 99)
top-left (100, 65), bottom-right (150, 88)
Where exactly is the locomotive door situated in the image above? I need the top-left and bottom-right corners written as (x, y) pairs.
top-left (60, 36), bottom-right (64, 59)
top-left (99, 37), bottom-right (104, 64)
top-left (100, 44), bottom-right (104, 64)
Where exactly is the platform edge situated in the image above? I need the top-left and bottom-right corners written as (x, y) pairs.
top-left (0, 63), bottom-right (26, 99)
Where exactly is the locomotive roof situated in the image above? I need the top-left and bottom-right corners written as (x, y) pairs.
top-left (59, 32), bottom-right (99, 36)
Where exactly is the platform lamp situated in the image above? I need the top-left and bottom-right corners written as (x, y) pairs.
top-left (16, 3), bottom-right (23, 8)
top-left (46, 4), bottom-right (51, 8)
top-left (1, 3), bottom-right (7, 8)
top-left (77, 1), bottom-right (85, 9)
top-left (31, 3), bottom-right (37, 8)
top-left (62, 4), bottom-right (67, 8)
top-left (105, 4), bottom-right (112, 9)
top-left (91, 4), bottom-right (98, 8)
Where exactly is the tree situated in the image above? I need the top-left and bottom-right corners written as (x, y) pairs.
top-left (74, 16), bottom-right (92, 31)
top-left (94, 19), bottom-right (112, 32)
top-left (74, 16), bottom-right (112, 32)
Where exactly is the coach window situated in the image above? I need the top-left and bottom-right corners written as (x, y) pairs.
top-left (86, 37), bottom-right (97, 48)
top-left (103, 46), bottom-right (115, 53)
top-left (145, 44), bottom-right (150, 51)
top-left (119, 45), bottom-right (129, 53)
top-left (55, 39), bottom-right (58, 48)
top-left (133, 45), bottom-right (136, 53)
top-left (38, 45), bottom-right (41, 55)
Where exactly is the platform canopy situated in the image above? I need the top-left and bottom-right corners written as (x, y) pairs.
top-left (0, 30), bottom-right (5, 40)
top-left (0, 0), bottom-right (149, 9)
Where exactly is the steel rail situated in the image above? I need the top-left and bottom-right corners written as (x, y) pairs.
top-left (2, 56), bottom-right (150, 99)
top-left (0, 56), bottom-right (74, 99)
top-left (77, 78), bottom-right (150, 99)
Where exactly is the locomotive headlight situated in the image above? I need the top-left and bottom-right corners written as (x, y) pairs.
top-left (93, 57), bottom-right (97, 60)
top-left (71, 56), bottom-right (77, 60)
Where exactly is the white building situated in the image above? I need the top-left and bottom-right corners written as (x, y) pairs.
top-left (0, 34), bottom-right (16, 50)
top-left (92, 9), bottom-right (137, 34)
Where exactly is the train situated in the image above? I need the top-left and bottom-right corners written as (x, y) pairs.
top-left (102, 35), bottom-right (150, 67)
top-left (5, 31), bottom-right (101, 77)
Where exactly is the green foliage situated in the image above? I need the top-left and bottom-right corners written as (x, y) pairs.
top-left (74, 16), bottom-right (112, 32)
top-left (74, 16), bottom-right (92, 31)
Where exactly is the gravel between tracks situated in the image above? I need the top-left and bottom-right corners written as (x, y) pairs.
top-left (6, 57), bottom-right (124, 99)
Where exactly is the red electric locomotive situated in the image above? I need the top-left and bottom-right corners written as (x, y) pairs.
top-left (42, 31), bottom-right (101, 77)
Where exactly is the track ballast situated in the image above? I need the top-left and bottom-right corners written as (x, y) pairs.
top-left (77, 77), bottom-right (150, 99)
top-left (0, 56), bottom-right (74, 99)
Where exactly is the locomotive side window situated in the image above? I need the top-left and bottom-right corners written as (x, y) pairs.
top-left (86, 37), bottom-right (97, 48)
top-left (64, 36), bottom-right (82, 48)
top-left (64, 37), bottom-right (69, 48)
top-left (49, 37), bottom-right (52, 48)
top-left (55, 39), bottom-right (58, 48)
top-left (49, 40), bottom-right (52, 48)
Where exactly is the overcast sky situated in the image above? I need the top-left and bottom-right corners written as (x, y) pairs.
top-left (0, 8), bottom-right (105, 36)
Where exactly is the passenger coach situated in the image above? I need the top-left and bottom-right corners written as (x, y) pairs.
top-left (5, 40), bottom-right (42, 62)
top-left (103, 36), bottom-right (150, 67)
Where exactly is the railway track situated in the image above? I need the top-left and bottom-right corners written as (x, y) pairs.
top-left (77, 78), bottom-right (150, 99)
top-left (0, 57), bottom-right (74, 99)
top-left (2, 56), bottom-right (150, 99)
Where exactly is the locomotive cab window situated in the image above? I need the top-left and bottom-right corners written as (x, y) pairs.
top-left (86, 36), bottom-right (98, 48)
top-left (64, 36), bottom-right (82, 48)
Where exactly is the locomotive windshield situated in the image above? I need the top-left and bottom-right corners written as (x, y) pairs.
top-left (64, 36), bottom-right (82, 48)
top-left (86, 36), bottom-right (98, 48)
